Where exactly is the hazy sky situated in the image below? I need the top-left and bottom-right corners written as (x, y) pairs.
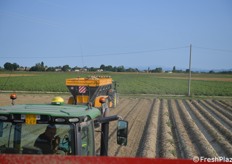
top-left (0, 0), bottom-right (232, 70)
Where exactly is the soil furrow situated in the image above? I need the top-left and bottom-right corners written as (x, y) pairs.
top-left (183, 100), bottom-right (232, 157)
top-left (199, 100), bottom-right (232, 130)
top-left (213, 100), bottom-right (232, 113)
top-left (219, 100), bottom-right (232, 110)
top-left (98, 98), bottom-right (141, 156)
top-left (113, 98), bottom-right (151, 156)
top-left (210, 100), bottom-right (232, 118)
top-left (95, 98), bottom-right (142, 155)
top-left (167, 99), bottom-right (187, 158)
top-left (177, 100), bottom-right (218, 158)
top-left (156, 99), bottom-right (176, 158)
top-left (168, 99), bottom-right (196, 158)
top-left (192, 100), bottom-right (232, 145)
top-left (155, 99), bottom-right (164, 158)
top-left (137, 98), bottom-right (160, 158)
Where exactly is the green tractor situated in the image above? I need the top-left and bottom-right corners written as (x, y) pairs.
top-left (0, 94), bottom-right (128, 156)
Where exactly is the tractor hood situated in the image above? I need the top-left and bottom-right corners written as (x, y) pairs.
top-left (0, 104), bottom-right (101, 122)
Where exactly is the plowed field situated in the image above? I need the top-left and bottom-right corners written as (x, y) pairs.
top-left (0, 94), bottom-right (231, 159)
top-left (96, 97), bottom-right (232, 159)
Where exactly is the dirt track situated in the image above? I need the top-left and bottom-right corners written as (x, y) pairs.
top-left (0, 93), bottom-right (232, 159)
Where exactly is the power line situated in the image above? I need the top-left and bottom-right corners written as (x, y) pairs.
top-left (194, 46), bottom-right (232, 53)
top-left (0, 46), bottom-right (189, 59)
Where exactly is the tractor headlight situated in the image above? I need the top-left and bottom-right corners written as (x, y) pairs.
top-left (69, 118), bottom-right (79, 123)
top-left (55, 118), bottom-right (66, 123)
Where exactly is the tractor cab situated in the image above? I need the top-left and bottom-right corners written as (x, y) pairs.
top-left (0, 102), bottom-right (128, 156)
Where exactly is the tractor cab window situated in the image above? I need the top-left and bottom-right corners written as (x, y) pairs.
top-left (0, 122), bottom-right (75, 155)
top-left (0, 122), bottom-right (15, 153)
top-left (80, 120), bottom-right (95, 156)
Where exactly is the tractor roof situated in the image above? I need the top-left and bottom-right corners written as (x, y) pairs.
top-left (0, 104), bottom-right (101, 119)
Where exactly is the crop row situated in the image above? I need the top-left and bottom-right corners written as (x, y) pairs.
top-left (1, 72), bottom-right (232, 96)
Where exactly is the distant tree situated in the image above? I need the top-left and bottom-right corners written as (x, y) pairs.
top-left (209, 70), bottom-right (215, 74)
top-left (175, 69), bottom-right (184, 73)
top-left (46, 67), bottom-right (55, 72)
top-left (12, 63), bottom-right (19, 70)
top-left (71, 66), bottom-right (81, 71)
top-left (89, 67), bottom-right (98, 72)
top-left (151, 67), bottom-right (163, 73)
top-left (116, 65), bottom-right (125, 72)
top-left (112, 66), bottom-right (118, 72)
top-left (126, 68), bottom-right (139, 72)
top-left (29, 62), bottom-right (46, 71)
top-left (220, 71), bottom-right (232, 74)
top-left (56, 66), bottom-right (62, 69)
top-left (4, 62), bottom-right (19, 71)
top-left (172, 66), bottom-right (176, 73)
top-left (100, 64), bottom-right (105, 70)
top-left (99, 64), bottom-right (114, 71)
top-left (105, 65), bottom-right (113, 71)
top-left (4, 62), bottom-right (14, 71)
top-left (62, 65), bottom-right (70, 72)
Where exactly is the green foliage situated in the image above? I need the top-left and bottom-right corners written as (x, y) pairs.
top-left (99, 64), bottom-right (125, 72)
top-left (151, 67), bottom-right (163, 73)
top-left (62, 65), bottom-right (71, 72)
top-left (4, 62), bottom-right (19, 71)
top-left (0, 72), bottom-right (232, 96)
top-left (111, 74), bottom-right (189, 95)
top-left (29, 62), bottom-right (46, 71)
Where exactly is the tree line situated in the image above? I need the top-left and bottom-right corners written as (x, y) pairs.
top-left (1, 62), bottom-right (139, 72)
top-left (1, 62), bottom-right (232, 74)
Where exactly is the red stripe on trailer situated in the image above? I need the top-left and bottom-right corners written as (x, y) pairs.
top-left (79, 86), bottom-right (86, 93)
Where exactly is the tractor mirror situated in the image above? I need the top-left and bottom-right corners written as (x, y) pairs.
top-left (117, 120), bottom-right (128, 146)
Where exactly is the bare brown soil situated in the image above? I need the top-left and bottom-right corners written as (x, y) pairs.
top-left (0, 93), bottom-right (232, 159)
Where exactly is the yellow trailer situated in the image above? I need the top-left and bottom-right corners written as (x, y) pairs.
top-left (66, 76), bottom-right (118, 108)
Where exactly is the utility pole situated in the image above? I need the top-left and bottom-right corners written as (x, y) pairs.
top-left (188, 44), bottom-right (192, 97)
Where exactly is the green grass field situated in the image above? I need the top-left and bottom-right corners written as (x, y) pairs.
top-left (0, 71), bottom-right (232, 96)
